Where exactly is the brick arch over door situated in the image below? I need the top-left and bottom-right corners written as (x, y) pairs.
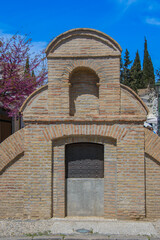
top-left (1, 126), bottom-right (160, 176)
top-left (42, 124), bottom-right (129, 142)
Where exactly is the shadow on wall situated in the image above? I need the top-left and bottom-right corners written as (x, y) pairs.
top-left (0, 152), bottom-right (24, 175)
top-left (69, 67), bottom-right (99, 116)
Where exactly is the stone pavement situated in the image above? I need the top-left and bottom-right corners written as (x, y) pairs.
top-left (0, 234), bottom-right (160, 240)
top-left (0, 218), bottom-right (160, 239)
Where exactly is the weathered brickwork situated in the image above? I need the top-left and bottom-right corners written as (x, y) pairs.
top-left (69, 67), bottom-right (99, 116)
top-left (145, 154), bottom-right (160, 219)
top-left (46, 58), bottom-right (121, 118)
top-left (22, 125), bottom-right (52, 219)
top-left (52, 135), bottom-right (117, 218)
top-left (0, 128), bottom-right (24, 173)
top-left (0, 28), bottom-right (160, 220)
top-left (117, 124), bottom-right (145, 219)
top-left (0, 154), bottom-right (25, 219)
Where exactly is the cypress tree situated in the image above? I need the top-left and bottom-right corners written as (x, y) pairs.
top-left (24, 57), bottom-right (30, 78)
top-left (142, 38), bottom-right (155, 88)
top-left (31, 70), bottom-right (36, 84)
top-left (156, 68), bottom-right (160, 81)
top-left (31, 70), bottom-right (35, 78)
top-left (148, 55), bottom-right (155, 87)
top-left (131, 50), bottom-right (143, 90)
top-left (123, 49), bottom-right (132, 88)
top-left (24, 57), bottom-right (30, 75)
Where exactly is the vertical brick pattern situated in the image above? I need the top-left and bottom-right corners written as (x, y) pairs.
top-left (117, 125), bottom-right (145, 219)
top-left (104, 139), bottom-right (117, 218)
top-left (99, 58), bottom-right (120, 115)
top-left (52, 141), bottom-right (65, 217)
top-left (145, 154), bottom-right (160, 218)
top-left (23, 125), bottom-right (52, 219)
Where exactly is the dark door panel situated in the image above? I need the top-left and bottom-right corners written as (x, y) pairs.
top-left (65, 142), bottom-right (104, 178)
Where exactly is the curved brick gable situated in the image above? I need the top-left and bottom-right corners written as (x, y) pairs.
top-left (0, 128), bottom-right (24, 173)
top-left (20, 85), bottom-right (48, 114)
top-left (45, 28), bottom-right (122, 57)
top-left (20, 82), bottom-right (148, 122)
top-left (145, 128), bottom-right (160, 163)
top-left (121, 84), bottom-right (148, 116)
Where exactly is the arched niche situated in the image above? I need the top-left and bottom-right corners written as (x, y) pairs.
top-left (69, 67), bottom-right (99, 116)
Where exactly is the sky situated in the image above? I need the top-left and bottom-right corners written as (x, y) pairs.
top-left (0, 0), bottom-right (160, 73)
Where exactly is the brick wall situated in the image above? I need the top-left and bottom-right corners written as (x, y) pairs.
top-left (47, 58), bottom-right (121, 118)
top-left (145, 154), bottom-right (160, 219)
top-left (1, 28), bottom-right (160, 220)
top-left (117, 124), bottom-right (145, 219)
top-left (69, 67), bottom-right (99, 116)
top-left (0, 154), bottom-right (25, 219)
top-left (52, 135), bottom-right (117, 218)
top-left (22, 125), bottom-right (52, 219)
top-left (1, 122), bottom-right (160, 220)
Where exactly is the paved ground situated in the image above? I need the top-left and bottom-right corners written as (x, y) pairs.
top-left (0, 218), bottom-right (160, 239)
top-left (0, 234), bottom-right (160, 240)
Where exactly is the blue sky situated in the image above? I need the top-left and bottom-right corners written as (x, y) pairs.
top-left (0, 0), bottom-right (160, 72)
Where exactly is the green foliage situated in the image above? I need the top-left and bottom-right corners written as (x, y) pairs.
top-left (120, 38), bottom-right (155, 92)
top-left (31, 70), bottom-right (35, 78)
top-left (156, 68), bottom-right (160, 81)
top-left (25, 230), bottom-right (51, 237)
top-left (24, 56), bottom-right (30, 75)
top-left (123, 49), bottom-right (133, 89)
top-left (142, 38), bottom-right (155, 88)
top-left (131, 50), bottom-right (143, 90)
top-left (24, 58), bottom-right (36, 86)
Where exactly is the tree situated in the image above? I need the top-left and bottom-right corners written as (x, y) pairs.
top-left (24, 56), bottom-right (30, 75)
top-left (123, 49), bottom-right (132, 88)
top-left (130, 50), bottom-right (143, 90)
top-left (156, 68), bottom-right (160, 81)
top-left (0, 34), bottom-right (47, 117)
top-left (142, 38), bottom-right (155, 88)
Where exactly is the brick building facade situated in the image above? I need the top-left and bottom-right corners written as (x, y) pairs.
top-left (0, 29), bottom-right (160, 220)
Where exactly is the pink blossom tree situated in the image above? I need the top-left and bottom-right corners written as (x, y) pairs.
top-left (0, 34), bottom-right (47, 117)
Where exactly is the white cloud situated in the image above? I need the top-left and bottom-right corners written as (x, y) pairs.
top-left (115, 0), bottom-right (138, 14)
top-left (146, 17), bottom-right (160, 26)
top-left (127, 0), bottom-right (137, 6)
top-left (30, 41), bottom-right (48, 55)
top-left (117, 0), bottom-right (137, 6)
top-left (0, 31), bottom-right (14, 40)
top-left (148, 0), bottom-right (160, 11)
top-left (0, 30), bottom-right (47, 55)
